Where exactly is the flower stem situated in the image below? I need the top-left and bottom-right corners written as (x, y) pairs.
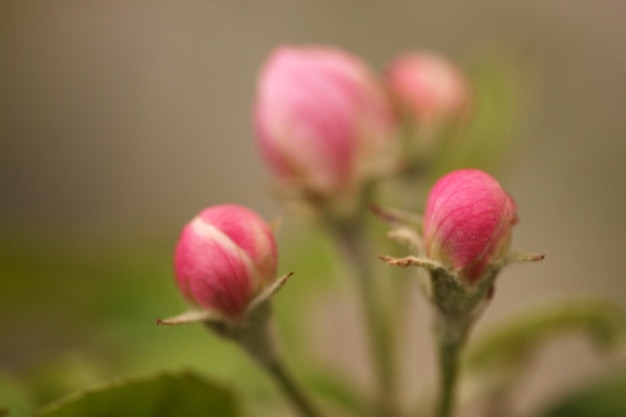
top-left (261, 359), bottom-right (323, 417)
top-left (433, 309), bottom-right (471, 417)
top-left (332, 222), bottom-right (399, 417)
top-left (435, 330), bottom-right (463, 417)
top-left (207, 303), bottom-right (325, 417)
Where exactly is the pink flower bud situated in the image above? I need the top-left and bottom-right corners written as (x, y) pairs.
top-left (254, 46), bottom-right (396, 196)
top-left (386, 52), bottom-right (469, 131)
top-left (423, 169), bottom-right (518, 283)
top-left (174, 204), bottom-right (278, 318)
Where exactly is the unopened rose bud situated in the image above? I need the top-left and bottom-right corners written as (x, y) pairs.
top-left (174, 204), bottom-right (278, 319)
top-left (423, 169), bottom-right (518, 283)
top-left (386, 52), bottom-right (469, 135)
top-left (254, 46), bottom-right (396, 197)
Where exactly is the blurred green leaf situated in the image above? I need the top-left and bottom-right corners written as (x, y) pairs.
top-left (0, 371), bottom-right (34, 417)
top-left (537, 369), bottom-right (626, 417)
top-left (467, 299), bottom-right (626, 371)
top-left (35, 370), bottom-right (240, 417)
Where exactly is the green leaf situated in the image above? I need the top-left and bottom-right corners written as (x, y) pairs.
top-left (35, 370), bottom-right (240, 417)
top-left (538, 369), bottom-right (626, 417)
top-left (467, 299), bottom-right (626, 371)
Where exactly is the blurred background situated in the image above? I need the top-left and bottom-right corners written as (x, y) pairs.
top-left (1, 1), bottom-right (625, 416)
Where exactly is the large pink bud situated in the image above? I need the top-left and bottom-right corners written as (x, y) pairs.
top-left (423, 169), bottom-right (518, 283)
top-left (386, 52), bottom-right (469, 132)
top-left (254, 46), bottom-right (396, 196)
top-left (174, 204), bottom-right (278, 318)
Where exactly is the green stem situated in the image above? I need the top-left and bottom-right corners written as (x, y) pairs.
top-left (207, 304), bottom-right (325, 417)
top-left (433, 310), bottom-right (471, 417)
top-left (435, 332), bottom-right (463, 417)
top-left (260, 359), bottom-right (324, 417)
top-left (333, 223), bottom-right (399, 417)
top-left (427, 265), bottom-right (500, 417)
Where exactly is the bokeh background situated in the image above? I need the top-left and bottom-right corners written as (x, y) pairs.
top-left (1, 1), bottom-right (625, 416)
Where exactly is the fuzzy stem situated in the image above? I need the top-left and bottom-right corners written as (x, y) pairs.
top-left (430, 270), bottom-right (478, 417)
top-left (207, 304), bottom-right (325, 417)
top-left (332, 223), bottom-right (399, 417)
top-left (434, 324), bottom-right (465, 417)
top-left (260, 359), bottom-right (323, 417)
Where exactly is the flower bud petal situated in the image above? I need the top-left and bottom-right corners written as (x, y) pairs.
top-left (386, 52), bottom-right (469, 132)
top-left (254, 46), bottom-right (396, 195)
top-left (423, 169), bottom-right (518, 283)
top-left (174, 205), bottom-right (278, 318)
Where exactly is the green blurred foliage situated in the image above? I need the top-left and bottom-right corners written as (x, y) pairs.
top-left (460, 300), bottom-right (626, 417)
top-left (467, 299), bottom-right (626, 372)
top-left (36, 371), bottom-right (239, 417)
top-left (0, 371), bottom-right (34, 417)
top-left (0, 224), bottom-right (340, 417)
top-left (537, 370), bottom-right (626, 417)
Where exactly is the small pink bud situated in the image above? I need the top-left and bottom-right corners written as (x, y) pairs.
top-left (254, 46), bottom-right (396, 196)
top-left (174, 204), bottom-right (278, 318)
top-left (386, 52), bottom-right (469, 132)
top-left (423, 169), bottom-right (518, 283)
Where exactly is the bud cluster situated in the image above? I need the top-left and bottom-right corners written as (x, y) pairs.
top-left (158, 44), bottom-right (544, 417)
top-left (159, 43), bottom-right (544, 339)
top-left (254, 45), bottom-right (471, 210)
top-left (162, 44), bottom-right (541, 331)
